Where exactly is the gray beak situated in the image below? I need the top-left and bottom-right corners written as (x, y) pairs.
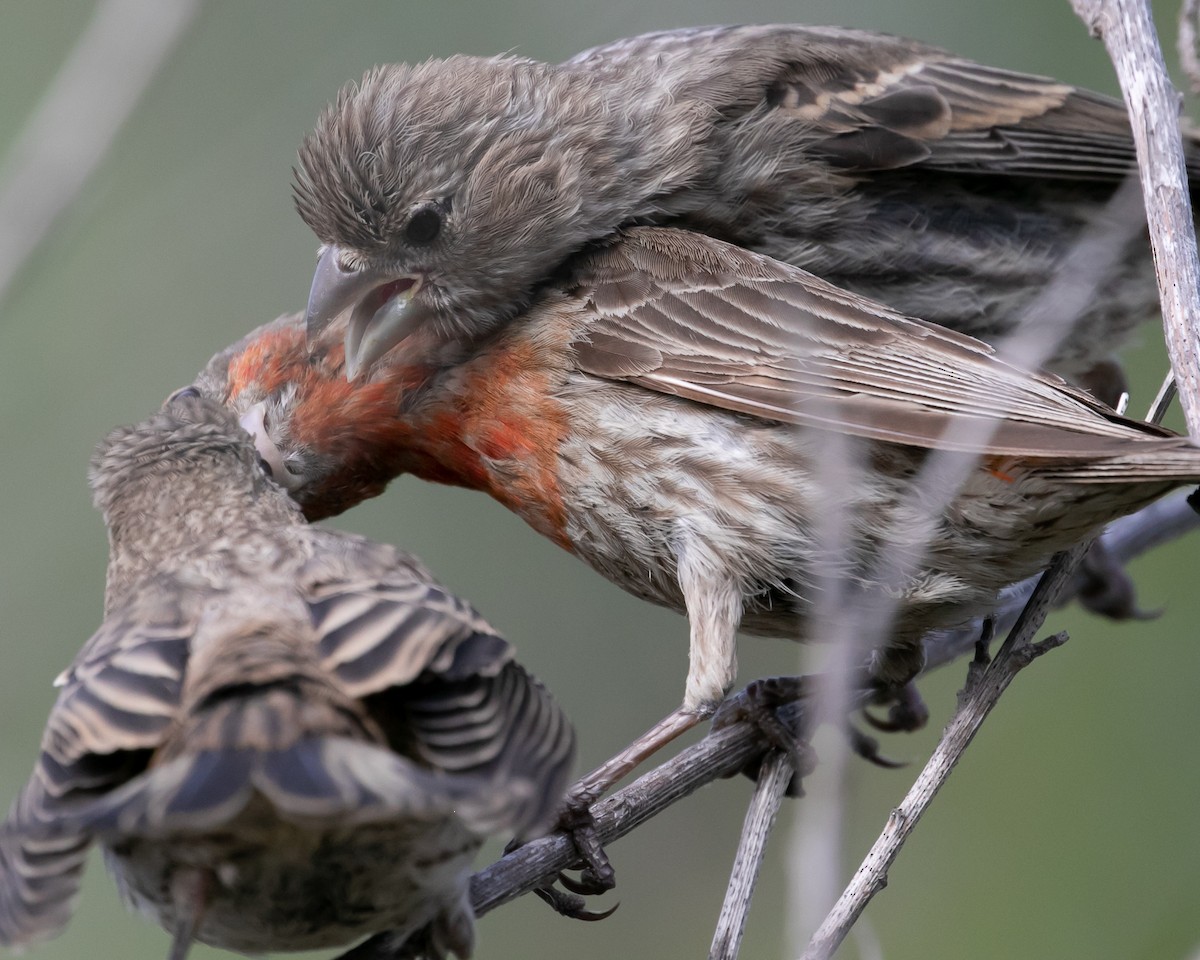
top-left (305, 245), bottom-right (427, 380)
top-left (305, 246), bottom-right (388, 343)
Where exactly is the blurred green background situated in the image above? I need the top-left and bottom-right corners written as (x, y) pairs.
top-left (1, 2), bottom-right (1198, 958)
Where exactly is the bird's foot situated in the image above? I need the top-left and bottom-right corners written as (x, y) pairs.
top-left (1074, 539), bottom-right (1161, 621)
top-left (521, 704), bottom-right (709, 920)
top-left (1077, 358), bottom-right (1129, 411)
top-left (712, 676), bottom-right (819, 796)
top-left (714, 673), bottom-right (925, 775)
top-left (514, 806), bottom-right (618, 922)
top-left (862, 680), bottom-right (930, 733)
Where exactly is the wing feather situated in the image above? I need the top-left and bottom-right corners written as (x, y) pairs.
top-left (571, 228), bottom-right (1184, 459)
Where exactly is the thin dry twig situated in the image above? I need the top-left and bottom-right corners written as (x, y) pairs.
top-left (780, 161), bottom-right (1147, 955)
top-left (709, 752), bottom-right (795, 960)
top-left (784, 150), bottom-right (1147, 959)
top-left (795, 5), bottom-right (1200, 943)
top-left (0, 0), bottom-right (201, 309)
top-left (1071, 0), bottom-right (1200, 438)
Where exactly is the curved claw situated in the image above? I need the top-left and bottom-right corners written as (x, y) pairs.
top-left (845, 724), bottom-right (907, 769)
top-left (557, 806), bottom-right (616, 893)
top-left (862, 706), bottom-right (917, 734)
top-left (1076, 540), bottom-right (1163, 622)
top-left (533, 884), bottom-right (620, 922)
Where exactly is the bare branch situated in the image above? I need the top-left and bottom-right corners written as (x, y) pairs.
top-left (1149, 369), bottom-right (1180, 425)
top-left (0, 0), bottom-right (201, 309)
top-left (1070, 0), bottom-right (1200, 438)
top-left (709, 752), bottom-right (794, 960)
top-left (780, 164), bottom-right (1148, 954)
top-left (790, 20), bottom-right (1200, 935)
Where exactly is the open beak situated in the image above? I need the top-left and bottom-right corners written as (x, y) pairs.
top-left (305, 245), bottom-right (428, 380)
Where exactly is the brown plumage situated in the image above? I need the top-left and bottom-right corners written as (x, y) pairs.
top-left (201, 227), bottom-right (1200, 795)
top-left (0, 393), bottom-right (574, 959)
top-left (296, 23), bottom-right (1191, 396)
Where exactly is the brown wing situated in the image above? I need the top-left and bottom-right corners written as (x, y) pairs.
top-left (568, 24), bottom-right (1173, 180)
top-left (299, 535), bottom-right (575, 835)
top-left (299, 534), bottom-right (514, 696)
top-left (569, 227), bottom-right (1180, 459)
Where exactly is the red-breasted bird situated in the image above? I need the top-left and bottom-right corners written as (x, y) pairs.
top-left (200, 227), bottom-right (1200, 797)
top-left (294, 23), bottom-right (1198, 401)
top-left (0, 393), bottom-right (574, 960)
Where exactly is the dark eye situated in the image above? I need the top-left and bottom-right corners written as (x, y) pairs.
top-left (404, 204), bottom-right (443, 246)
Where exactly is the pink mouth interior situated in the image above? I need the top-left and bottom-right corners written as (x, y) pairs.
top-left (363, 277), bottom-right (417, 314)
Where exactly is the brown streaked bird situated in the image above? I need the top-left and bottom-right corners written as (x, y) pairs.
top-left (0, 393), bottom-right (574, 960)
top-left (201, 227), bottom-right (1200, 802)
top-left (295, 23), bottom-right (1195, 401)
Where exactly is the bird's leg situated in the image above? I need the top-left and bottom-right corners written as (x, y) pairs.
top-left (566, 534), bottom-right (744, 809)
top-left (167, 867), bottom-right (212, 960)
top-left (567, 706), bottom-right (705, 811)
top-left (533, 538), bottom-right (744, 912)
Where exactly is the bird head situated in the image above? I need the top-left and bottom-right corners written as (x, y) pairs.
top-left (195, 314), bottom-right (425, 520)
top-left (89, 392), bottom-right (290, 539)
top-left (294, 56), bottom-right (663, 379)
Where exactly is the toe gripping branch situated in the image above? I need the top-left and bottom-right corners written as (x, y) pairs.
top-left (1073, 540), bottom-right (1161, 621)
top-left (515, 805), bottom-right (619, 922)
top-left (714, 672), bottom-right (933, 784)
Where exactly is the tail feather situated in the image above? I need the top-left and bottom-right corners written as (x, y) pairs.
top-left (1038, 444), bottom-right (1200, 483)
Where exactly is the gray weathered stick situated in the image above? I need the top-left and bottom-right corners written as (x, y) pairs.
top-left (1070, 0), bottom-right (1200, 438)
top-left (924, 488), bottom-right (1198, 670)
top-left (709, 752), bottom-right (795, 960)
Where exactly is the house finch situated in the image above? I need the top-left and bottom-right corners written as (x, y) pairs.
top-left (294, 23), bottom-right (1194, 399)
top-left (0, 393), bottom-right (574, 960)
top-left (200, 227), bottom-right (1200, 799)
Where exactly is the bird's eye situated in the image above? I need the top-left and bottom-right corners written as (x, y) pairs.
top-left (404, 204), bottom-right (443, 246)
